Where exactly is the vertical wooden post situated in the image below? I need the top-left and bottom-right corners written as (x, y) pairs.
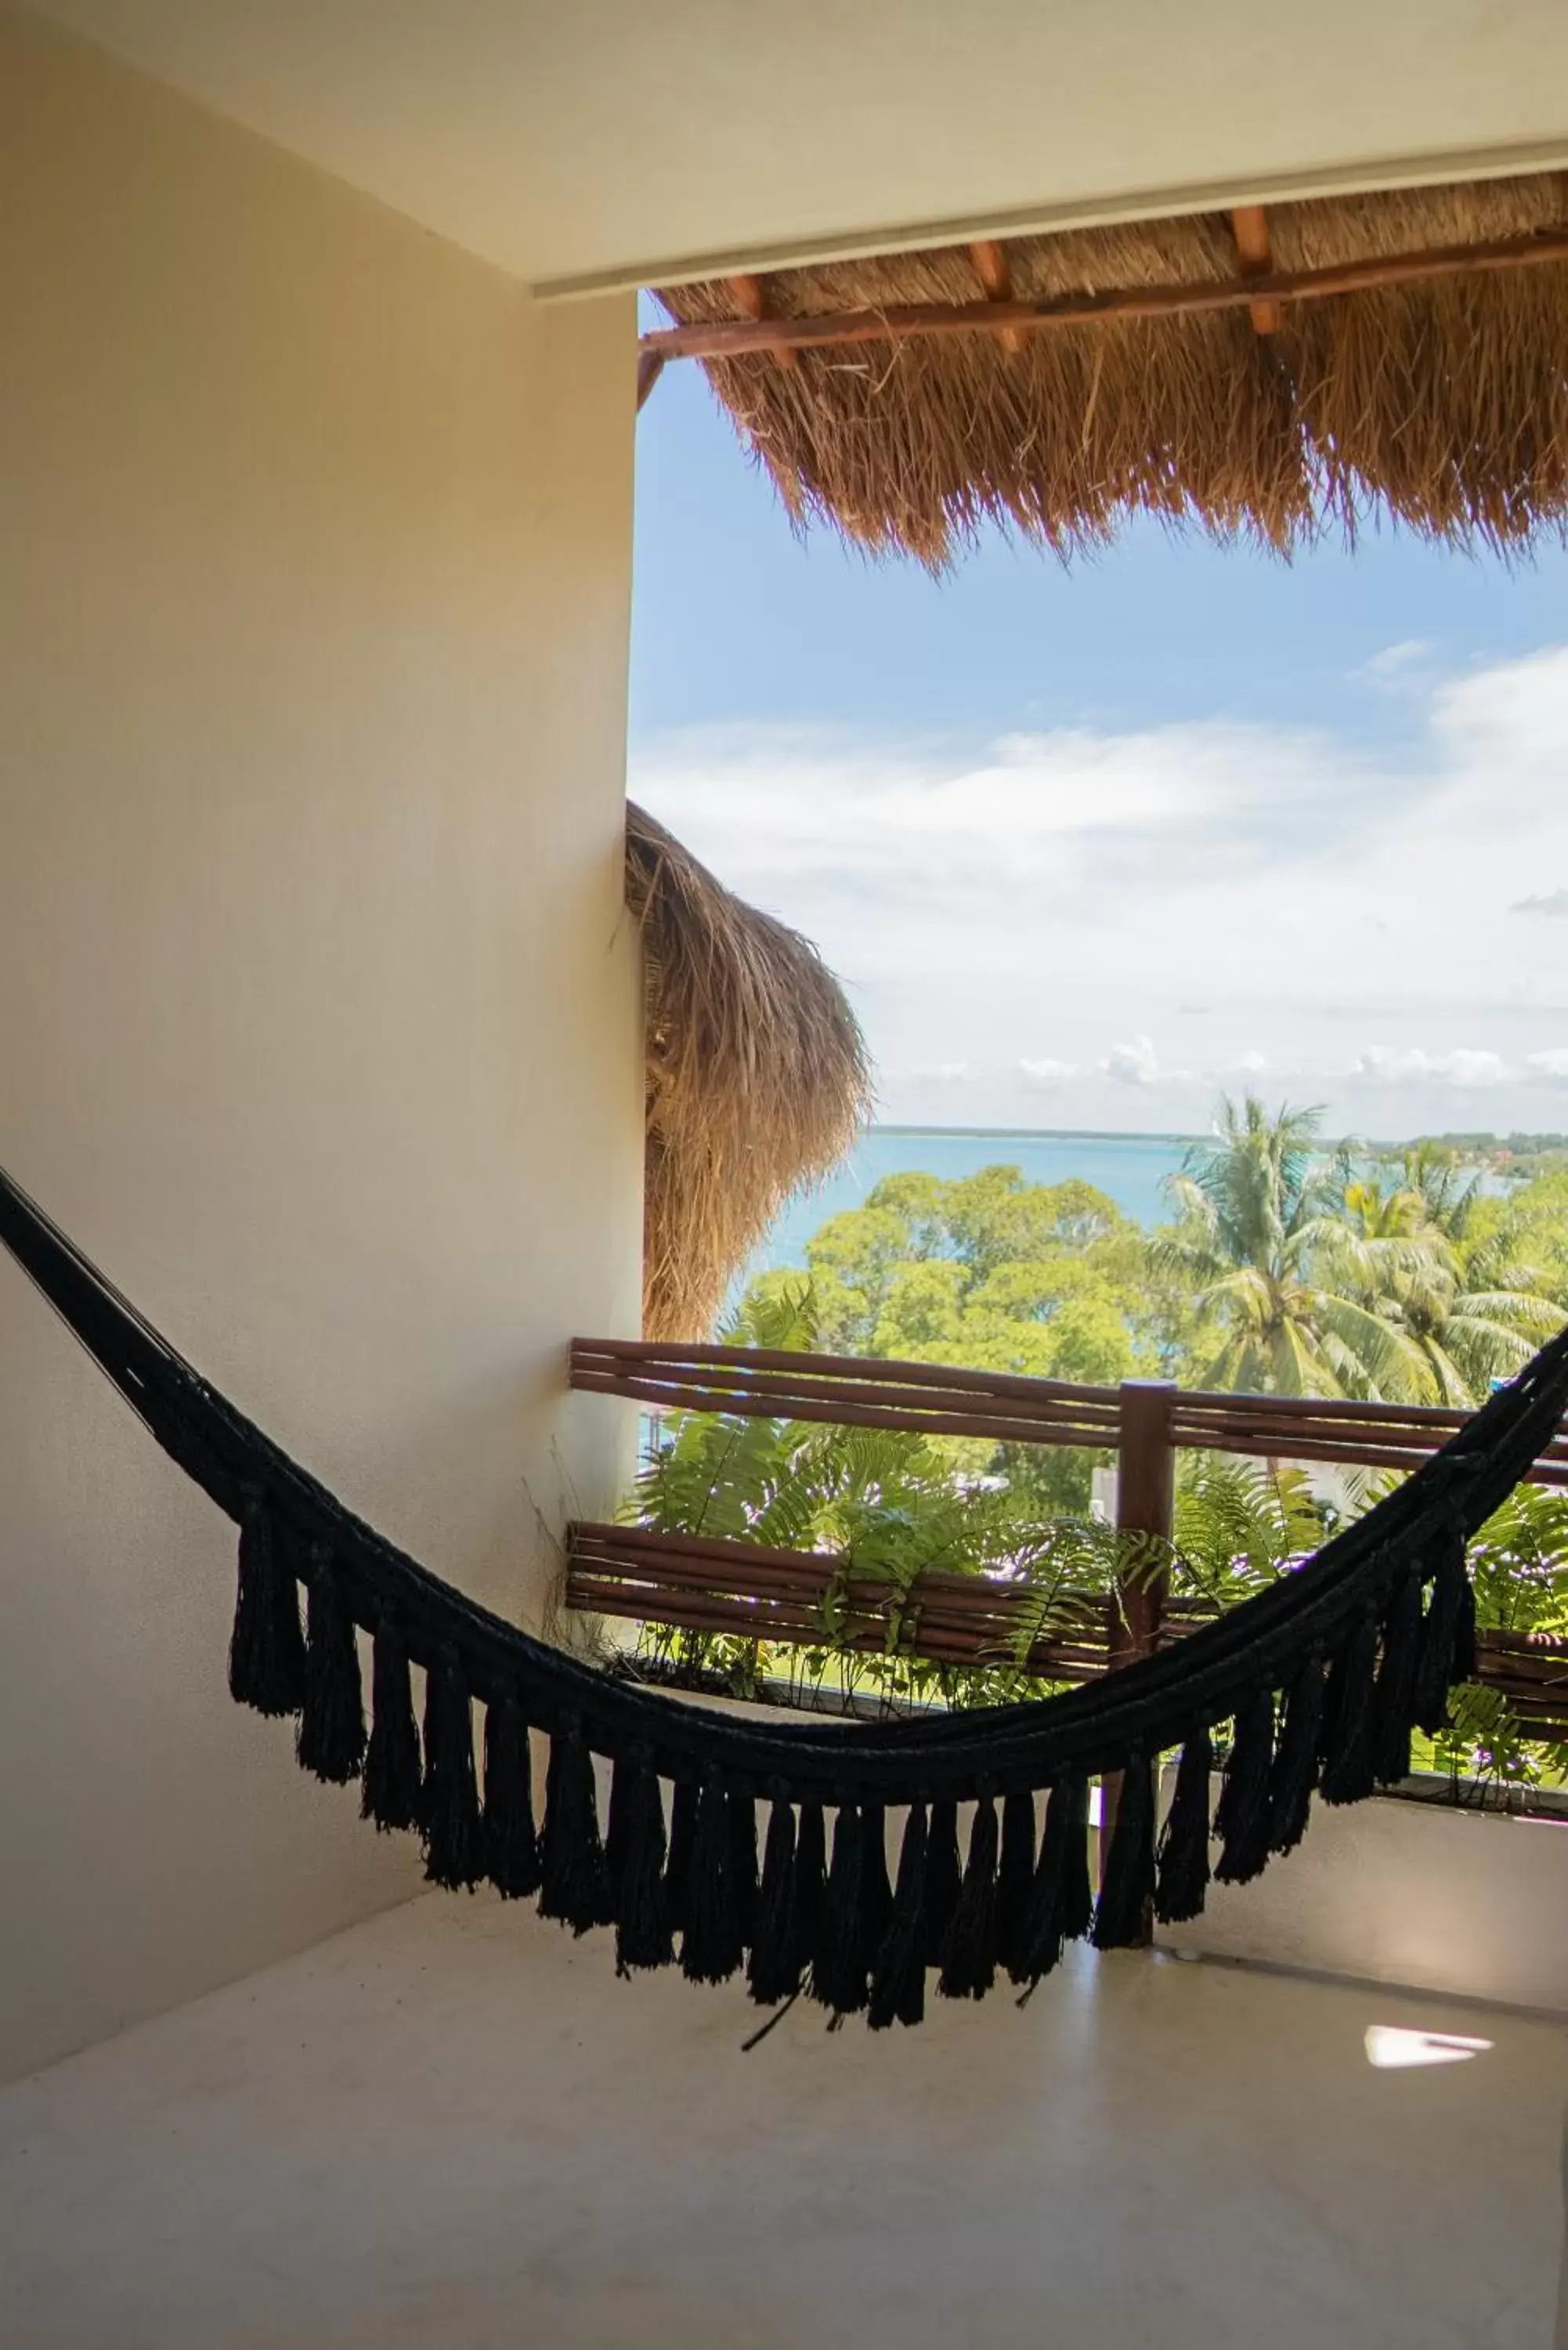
top-left (1099, 1379), bottom-right (1176, 1935)
top-left (1231, 204), bottom-right (1284, 334)
top-left (728, 273), bottom-right (797, 368)
top-left (970, 239), bottom-right (1024, 352)
top-left (636, 350), bottom-right (667, 410)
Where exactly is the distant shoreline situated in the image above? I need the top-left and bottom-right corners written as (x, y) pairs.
top-left (871, 1123), bottom-right (1198, 1144)
top-left (869, 1122), bottom-right (1562, 1157)
top-left (754, 1120), bottom-right (1551, 1276)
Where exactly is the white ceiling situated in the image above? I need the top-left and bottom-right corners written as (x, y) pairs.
top-left (28, 0), bottom-right (1568, 294)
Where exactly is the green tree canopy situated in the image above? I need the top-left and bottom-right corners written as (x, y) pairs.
top-left (757, 1162), bottom-right (1151, 1386)
top-left (742, 1095), bottom-right (1568, 1431)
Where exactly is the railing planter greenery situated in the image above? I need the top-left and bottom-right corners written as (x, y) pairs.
top-left (568, 1342), bottom-right (1568, 1781)
top-left (565, 1522), bottom-right (1568, 1746)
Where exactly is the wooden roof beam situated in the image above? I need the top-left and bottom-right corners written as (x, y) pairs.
top-left (728, 273), bottom-right (796, 367)
top-left (970, 240), bottom-right (1024, 352)
top-left (636, 349), bottom-right (667, 410)
top-left (638, 225), bottom-right (1568, 364)
top-left (1231, 204), bottom-right (1284, 334)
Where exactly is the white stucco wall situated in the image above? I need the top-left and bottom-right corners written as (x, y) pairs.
top-left (1161, 1789), bottom-right (1568, 2014)
top-left (0, 9), bottom-right (641, 2081)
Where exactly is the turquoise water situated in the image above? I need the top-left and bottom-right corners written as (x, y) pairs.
top-left (754, 1126), bottom-right (1195, 1275)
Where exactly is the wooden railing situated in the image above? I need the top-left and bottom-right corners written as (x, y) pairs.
top-left (565, 1523), bottom-right (1568, 1743)
top-left (565, 1339), bottom-right (1568, 1741)
top-left (569, 1338), bottom-right (1568, 1486)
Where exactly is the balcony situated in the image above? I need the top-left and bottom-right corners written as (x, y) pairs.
top-left (5, 1332), bottom-right (1568, 2347)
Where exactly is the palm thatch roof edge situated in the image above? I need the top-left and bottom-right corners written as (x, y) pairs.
top-left (626, 802), bottom-right (872, 1341)
top-left (652, 170), bottom-right (1568, 566)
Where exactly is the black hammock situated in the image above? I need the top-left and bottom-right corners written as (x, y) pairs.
top-left (4, 1163), bottom-right (1567, 2030)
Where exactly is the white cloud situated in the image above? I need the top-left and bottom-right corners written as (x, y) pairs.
top-left (907, 1061), bottom-right (970, 1083)
top-left (1349, 1047), bottom-right (1512, 1089)
top-left (633, 645), bottom-right (1568, 1132)
top-left (1527, 1050), bottom-right (1568, 1084)
top-left (1432, 647), bottom-right (1568, 769)
top-left (1512, 889), bottom-right (1568, 918)
top-left (1360, 639), bottom-right (1432, 681)
top-left (1101, 1034), bottom-right (1164, 1087)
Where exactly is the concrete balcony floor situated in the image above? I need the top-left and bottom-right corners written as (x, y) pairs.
top-left (2, 1889), bottom-right (1564, 2350)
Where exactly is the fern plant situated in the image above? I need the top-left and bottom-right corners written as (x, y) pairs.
top-left (623, 1284), bottom-right (1136, 1712)
top-left (1428, 1483), bottom-right (1568, 1793)
top-left (1168, 1457), bottom-right (1568, 1795)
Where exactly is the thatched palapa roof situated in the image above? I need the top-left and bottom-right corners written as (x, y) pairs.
top-left (626, 803), bottom-right (871, 1341)
top-left (646, 172), bottom-right (1568, 565)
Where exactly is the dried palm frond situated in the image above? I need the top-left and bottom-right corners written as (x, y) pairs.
top-left (626, 803), bottom-right (871, 1339)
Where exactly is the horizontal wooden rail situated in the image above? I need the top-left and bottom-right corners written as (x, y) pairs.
top-left (569, 1340), bottom-right (1568, 1488)
top-left (569, 1522), bottom-right (1194, 1683)
top-left (573, 1336), bottom-right (1122, 1405)
top-left (641, 226), bottom-right (1568, 367)
top-left (565, 1522), bottom-right (1568, 1741)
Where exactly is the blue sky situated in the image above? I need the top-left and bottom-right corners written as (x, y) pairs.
top-left (630, 356), bottom-right (1568, 1139)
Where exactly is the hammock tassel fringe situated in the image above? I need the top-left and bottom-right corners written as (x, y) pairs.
top-left (214, 1483), bottom-right (1519, 2026)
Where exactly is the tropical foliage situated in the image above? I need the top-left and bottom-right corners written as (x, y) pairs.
top-left (627, 1285), bottom-right (1128, 1712)
top-left (1152, 1100), bottom-right (1423, 1397)
top-left (623, 1095), bottom-right (1568, 1787)
top-left (749, 1094), bottom-right (1568, 1415)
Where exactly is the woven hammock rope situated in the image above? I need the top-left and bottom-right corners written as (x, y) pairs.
top-left (3, 1163), bottom-right (1566, 2028)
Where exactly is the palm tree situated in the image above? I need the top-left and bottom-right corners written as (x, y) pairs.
top-left (1373, 1217), bottom-right (1563, 1404)
top-left (1338, 1173), bottom-right (1425, 1243)
top-left (1317, 1166), bottom-right (1561, 1405)
top-left (1153, 1096), bottom-right (1425, 1398)
top-left (1398, 1141), bottom-right (1483, 1243)
top-left (1314, 1172), bottom-right (1451, 1348)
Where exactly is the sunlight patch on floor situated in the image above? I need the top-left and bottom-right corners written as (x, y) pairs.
top-left (1364, 2023), bottom-right (1493, 2070)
